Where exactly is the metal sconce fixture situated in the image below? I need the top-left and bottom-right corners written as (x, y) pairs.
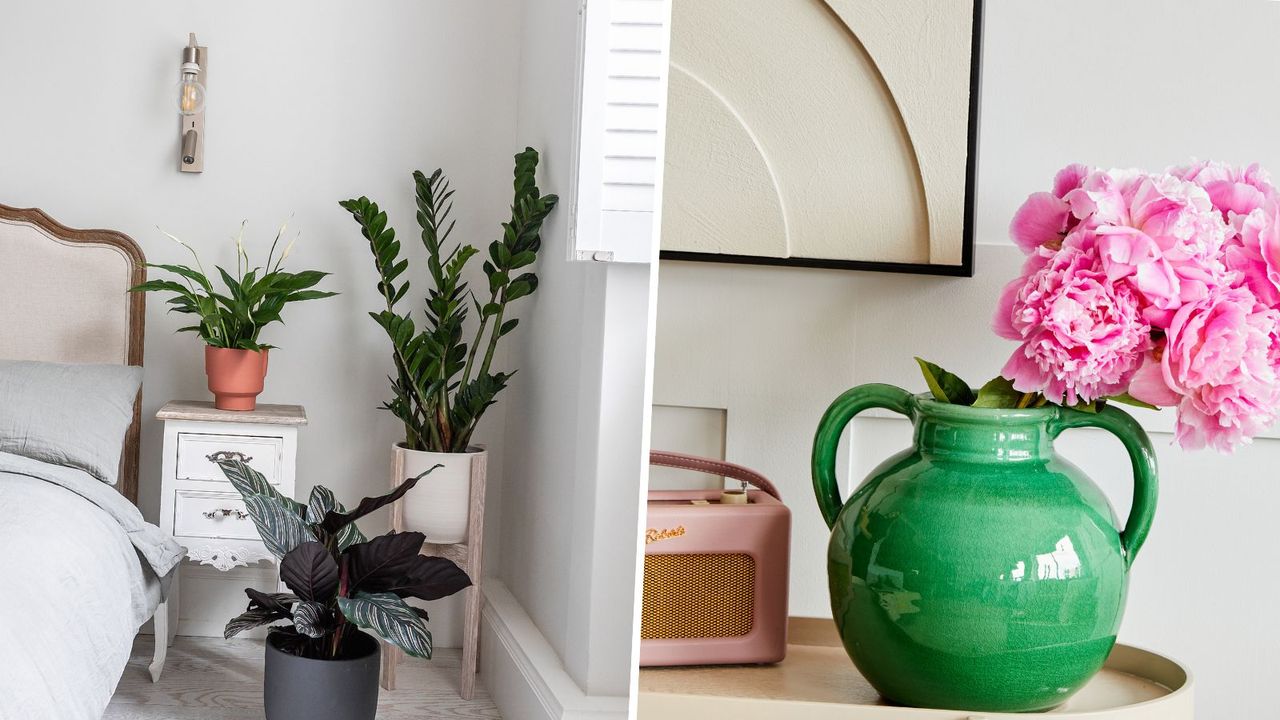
top-left (178, 33), bottom-right (207, 173)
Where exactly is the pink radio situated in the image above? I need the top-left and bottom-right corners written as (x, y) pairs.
top-left (640, 451), bottom-right (790, 666)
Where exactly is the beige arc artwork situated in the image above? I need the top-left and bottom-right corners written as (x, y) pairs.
top-left (661, 0), bottom-right (974, 267)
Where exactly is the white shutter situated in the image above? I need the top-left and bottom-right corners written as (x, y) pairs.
top-left (570, 0), bottom-right (672, 263)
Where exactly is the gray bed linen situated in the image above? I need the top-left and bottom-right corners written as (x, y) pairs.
top-left (0, 451), bottom-right (184, 720)
top-left (0, 360), bottom-right (143, 485)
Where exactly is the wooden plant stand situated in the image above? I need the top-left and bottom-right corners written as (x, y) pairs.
top-left (380, 451), bottom-right (487, 700)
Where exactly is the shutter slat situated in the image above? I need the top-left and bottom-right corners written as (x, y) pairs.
top-left (572, 0), bottom-right (671, 262)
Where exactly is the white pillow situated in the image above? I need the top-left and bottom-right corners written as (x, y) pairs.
top-left (0, 359), bottom-right (142, 485)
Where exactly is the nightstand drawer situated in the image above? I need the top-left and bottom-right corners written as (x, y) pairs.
top-left (173, 489), bottom-right (262, 540)
top-left (176, 432), bottom-right (282, 484)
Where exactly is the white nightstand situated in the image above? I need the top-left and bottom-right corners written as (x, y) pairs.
top-left (149, 400), bottom-right (307, 682)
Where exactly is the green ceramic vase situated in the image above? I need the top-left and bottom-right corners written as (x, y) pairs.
top-left (812, 384), bottom-right (1157, 712)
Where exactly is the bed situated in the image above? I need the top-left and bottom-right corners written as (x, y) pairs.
top-left (0, 205), bottom-right (184, 720)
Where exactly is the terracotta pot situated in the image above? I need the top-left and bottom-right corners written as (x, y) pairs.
top-left (204, 346), bottom-right (269, 411)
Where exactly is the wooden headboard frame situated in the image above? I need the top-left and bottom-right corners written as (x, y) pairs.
top-left (0, 205), bottom-right (146, 504)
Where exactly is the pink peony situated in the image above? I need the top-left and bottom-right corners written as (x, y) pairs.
top-left (998, 161), bottom-right (1280, 451)
top-left (1176, 161), bottom-right (1280, 311)
top-left (1223, 202), bottom-right (1280, 308)
top-left (1008, 163), bottom-right (1093, 253)
top-left (1071, 171), bottom-right (1231, 327)
top-left (1130, 286), bottom-right (1280, 451)
top-left (1173, 161), bottom-right (1278, 220)
top-left (997, 234), bottom-right (1152, 405)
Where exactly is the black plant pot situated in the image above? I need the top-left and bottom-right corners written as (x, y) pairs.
top-left (264, 630), bottom-right (381, 720)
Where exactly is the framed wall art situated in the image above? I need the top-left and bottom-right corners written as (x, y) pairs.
top-left (659, 0), bottom-right (983, 276)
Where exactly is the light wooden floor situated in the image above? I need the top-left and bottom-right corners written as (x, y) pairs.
top-left (105, 636), bottom-right (501, 719)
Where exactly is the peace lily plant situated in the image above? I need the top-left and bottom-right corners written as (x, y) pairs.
top-left (129, 222), bottom-right (336, 410)
top-left (340, 148), bottom-right (557, 542)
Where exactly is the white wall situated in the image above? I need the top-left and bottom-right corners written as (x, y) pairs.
top-left (0, 0), bottom-right (525, 647)
top-left (483, 0), bottom-right (651, 708)
top-left (653, 1), bottom-right (1280, 717)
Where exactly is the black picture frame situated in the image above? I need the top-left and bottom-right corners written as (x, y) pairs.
top-left (659, 0), bottom-right (984, 278)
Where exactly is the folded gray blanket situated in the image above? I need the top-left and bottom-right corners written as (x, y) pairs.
top-left (0, 451), bottom-right (184, 578)
top-left (0, 451), bottom-right (185, 720)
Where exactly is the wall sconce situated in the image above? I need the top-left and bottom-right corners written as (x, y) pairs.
top-left (177, 33), bottom-right (207, 173)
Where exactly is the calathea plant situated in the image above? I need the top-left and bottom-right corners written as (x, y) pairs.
top-left (339, 148), bottom-right (558, 452)
top-left (217, 460), bottom-right (471, 659)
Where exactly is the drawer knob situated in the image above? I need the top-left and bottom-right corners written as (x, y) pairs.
top-left (206, 450), bottom-right (254, 463)
top-left (202, 508), bottom-right (250, 520)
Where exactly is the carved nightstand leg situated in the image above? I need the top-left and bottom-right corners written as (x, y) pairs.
top-left (167, 569), bottom-right (181, 647)
top-left (149, 600), bottom-right (168, 682)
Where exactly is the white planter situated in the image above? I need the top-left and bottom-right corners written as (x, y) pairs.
top-left (394, 444), bottom-right (483, 544)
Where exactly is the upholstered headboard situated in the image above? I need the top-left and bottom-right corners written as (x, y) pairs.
top-left (0, 205), bottom-right (145, 503)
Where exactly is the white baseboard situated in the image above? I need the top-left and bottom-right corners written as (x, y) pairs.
top-left (481, 580), bottom-right (629, 720)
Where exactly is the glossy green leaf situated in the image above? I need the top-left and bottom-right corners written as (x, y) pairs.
top-left (971, 376), bottom-right (1023, 408)
top-left (1107, 393), bottom-right (1159, 411)
top-left (915, 357), bottom-right (975, 405)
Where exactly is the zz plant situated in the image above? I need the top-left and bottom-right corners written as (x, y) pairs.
top-left (340, 148), bottom-right (558, 452)
top-left (218, 460), bottom-right (471, 659)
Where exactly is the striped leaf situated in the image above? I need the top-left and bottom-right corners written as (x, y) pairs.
top-left (224, 590), bottom-right (297, 639)
top-left (243, 493), bottom-right (316, 560)
top-left (246, 589), bottom-right (298, 614)
top-left (218, 460), bottom-right (307, 517)
top-left (337, 591), bottom-right (433, 659)
top-left (337, 522), bottom-right (368, 552)
top-left (307, 485), bottom-right (367, 550)
top-left (306, 485), bottom-right (335, 523)
top-left (292, 601), bottom-right (332, 639)
top-left (225, 606), bottom-right (288, 639)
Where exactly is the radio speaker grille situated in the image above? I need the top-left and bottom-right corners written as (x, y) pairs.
top-left (641, 553), bottom-right (755, 639)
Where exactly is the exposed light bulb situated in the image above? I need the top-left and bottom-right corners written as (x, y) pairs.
top-left (177, 63), bottom-right (206, 115)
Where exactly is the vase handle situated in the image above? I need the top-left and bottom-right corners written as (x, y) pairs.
top-left (812, 384), bottom-right (915, 530)
top-left (1051, 404), bottom-right (1159, 568)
